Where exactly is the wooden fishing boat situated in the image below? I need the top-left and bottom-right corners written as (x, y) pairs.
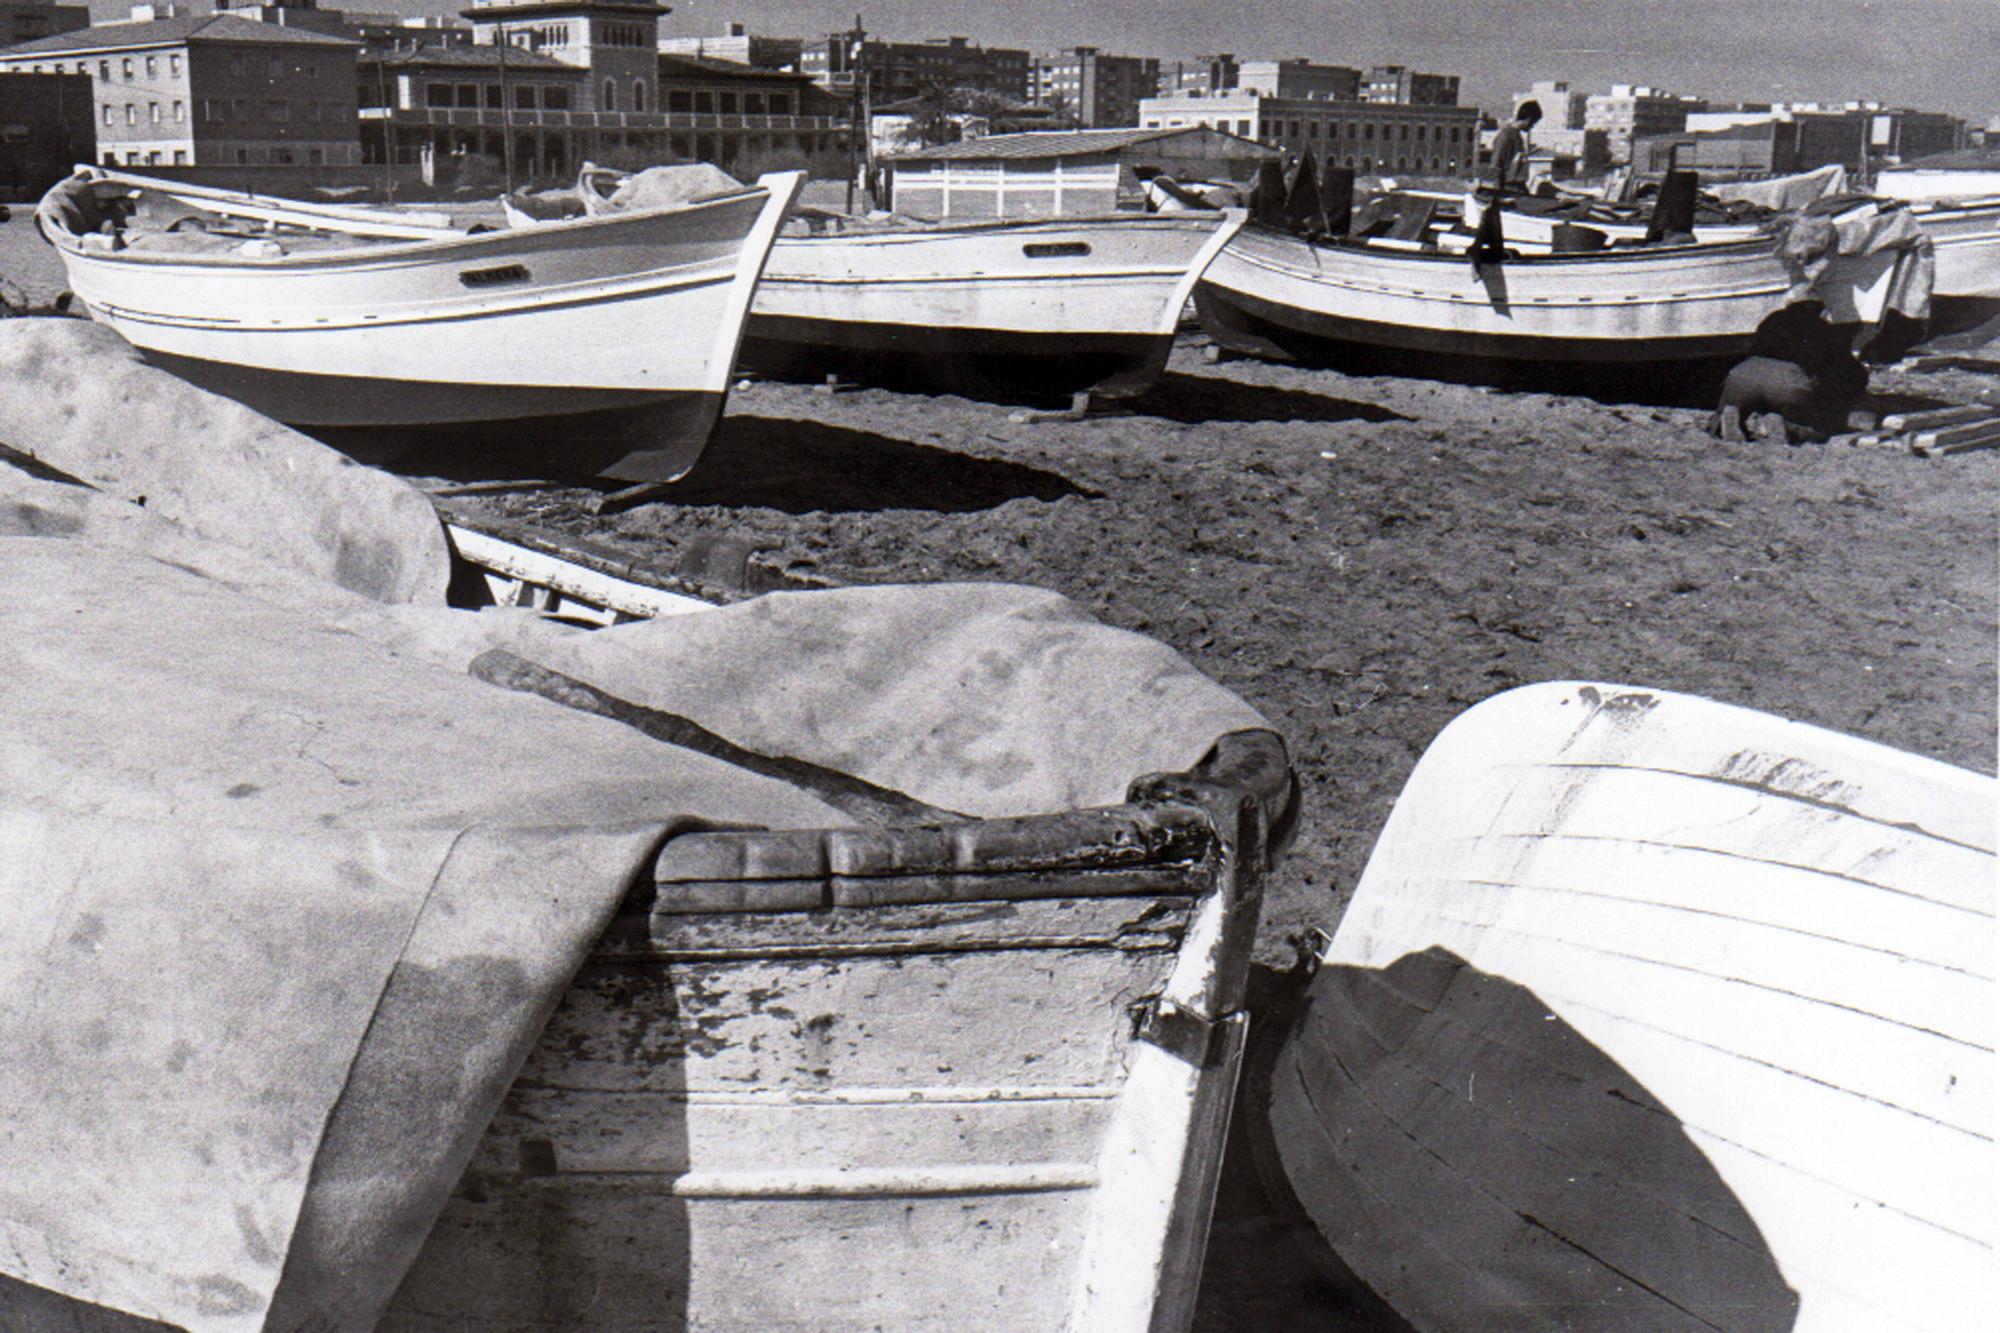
top-left (35, 166), bottom-right (804, 482)
top-left (739, 211), bottom-right (1246, 399)
top-left (1909, 195), bottom-right (2000, 301)
top-left (1262, 681), bottom-right (1993, 1332)
top-left (1195, 218), bottom-right (1923, 379)
top-left (1458, 190), bottom-right (1768, 249)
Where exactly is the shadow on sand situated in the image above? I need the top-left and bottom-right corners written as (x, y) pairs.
top-left (1126, 371), bottom-right (1411, 426)
top-left (346, 414), bottom-right (1096, 516)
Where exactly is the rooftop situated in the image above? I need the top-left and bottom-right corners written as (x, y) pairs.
top-left (357, 42), bottom-right (577, 73)
top-left (0, 15), bottom-right (358, 57)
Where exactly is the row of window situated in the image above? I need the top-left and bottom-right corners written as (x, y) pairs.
top-left (1151, 114), bottom-right (1468, 146)
top-left (595, 22), bottom-right (652, 49)
top-left (100, 99), bottom-right (349, 128)
top-left (18, 50), bottom-right (319, 83)
top-left (104, 100), bottom-right (182, 126)
top-left (663, 89), bottom-right (793, 114)
top-left (423, 82), bottom-right (575, 111)
top-left (98, 145), bottom-right (333, 168)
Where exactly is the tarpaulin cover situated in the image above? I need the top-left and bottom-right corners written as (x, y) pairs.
top-left (0, 336), bottom-right (1268, 1331)
top-left (1707, 163), bottom-right (1849, 214)
top-left (1778, 200), bottom-right (1936, 322)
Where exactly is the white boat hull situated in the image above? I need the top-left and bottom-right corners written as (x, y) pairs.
top-left (745, 212), bottom-right (1243, 397)
top-left (1912, 196), bottom-right (2000, 300)
top-left (1461, 192), bottom-right (1766, 249)
top-left (43, 171), bottom-right (804, 481)
top-left (1197, 223), bottom-right (1902, 370)
top-left (1268, 682), bottom-right (1994, 1332)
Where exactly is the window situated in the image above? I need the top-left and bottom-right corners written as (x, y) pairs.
top-left (102, 104), bottom-right (113, 126)
top-left (668, 88), bottom-right (691, 112)
top-left (147, 151), bottom-right (159, 164)
top-left (693, 90), bottom-right (714, 112)
top-left (602, 79), bottom-right (615, 110)
top-left (719, 92), bottom-right (737, 113)
top-left (121, 58), bottom-right (132, 80)
top-left (543, 85), bottom-right (570, 110)
top-left (274, 148), bottom-right (294, 165)
top-left (1238, 118), bottom-right (1250, 135)
top-left (173, 100), bottom-right (185, 123)
top-left (98, 60), bottom-right (109, 80)
top-left (633, 80), bottom-right (646, 112)
top-left (427, 82), bottom-right (454, 109)
top-left (309, 147), bottom-right (323, 164)
top-left (204, 99), bottom-right (225, 123)
top-left (515, 84), bottom-right (538, 109)
top-left (169, 54), bottom-right (180, 77)
top-left (1416, 125), bottom-right (1426, 142)
top-left (770, 93), bottom-right (790, 114)
top-left (743, 92), bottom-right (763, 114)
top-left (269, 57), bottom-right (283, 80)
top-left (146, 56), bottom-right (157, 78)
top-left (172, 149), bottom-right (185, 165)
top-left (124, 103), bottom-right (136, 125)
top-left (149, 102), bottom-right (160, 124)
top-left (230, 54), bottom-right (242, 77)
top-left (486, 84), bottom-right (504, 110)
top-left (265, 100), bottom-right (289, 123)
top-left (455, 84), bottom-right (479, 109)
top-left (237, 146), bottom-right (250, 164)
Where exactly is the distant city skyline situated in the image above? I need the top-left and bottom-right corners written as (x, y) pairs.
top-left (78, 0), bottom-right (2000, 122)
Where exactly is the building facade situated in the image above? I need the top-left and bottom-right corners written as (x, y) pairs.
top-left (1583, 84), bottom-right (1708, 164)
top-left (1, 0), bottom-right (86, 48)
top-left (1140, 90), bottom-right (1480, 176)
top-left (802, 33), bottom-right (1029, 106)
top-left (1029, 46), bottom-right (1157, 127)
top-left (0, 67), bottom-right (92, 197)
top-left (1236, 58), bottom-right (1358, 101)
top-left (0, 14), bottom-right (359, 168)
top-left (463, 0), bottom-right (662, 115)
top-left (1362, 64), bottom-right (1457, 106)
top-left (657, 20), bottom-right (802, 72)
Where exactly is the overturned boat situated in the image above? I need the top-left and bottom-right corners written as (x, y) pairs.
top-left (1263, 682), bottom-right (1992, 1331)
top-left (742, 210), bottom-right (1246, 399)
top-left (0, 317), bottom-right (1297, 1331)
top-left (34, 165), bottom-right (804, 482)
top-left (1196, 200), bottom-right (1934, 387)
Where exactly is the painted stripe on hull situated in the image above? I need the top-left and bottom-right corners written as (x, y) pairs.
top-left (1195, 280), bottom-right (1754, 367)
top-left (140, 349), bottom-right (724, 482)
top-left (741, 314), bottom-right (1172, 399)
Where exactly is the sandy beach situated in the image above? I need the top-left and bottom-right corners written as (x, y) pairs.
top-left (5, 206), bottom-right (1994, 1325)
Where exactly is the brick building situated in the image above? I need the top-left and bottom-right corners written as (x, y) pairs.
top-left (0, 14), bottom-right (359, 169)
top-left (1029, 46), bottom-right (1157, 127)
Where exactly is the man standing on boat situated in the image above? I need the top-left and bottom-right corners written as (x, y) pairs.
top-left (1471, 100), bottom-right (1542, 265)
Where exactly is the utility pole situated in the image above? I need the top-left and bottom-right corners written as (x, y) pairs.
top-left (844, 15), bottom-right (866, 213)
top-left (496, 21), bottom-right (517, 193)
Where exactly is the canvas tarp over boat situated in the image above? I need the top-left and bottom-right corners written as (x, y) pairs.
top-left (0, 319), bottom-right (1269, 1331)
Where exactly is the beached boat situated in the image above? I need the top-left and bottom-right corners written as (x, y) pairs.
top-left (34, 166), bottom-right (804, 482)
top-left (0, 320), bottom-right (1298, 1330)
top-left (738, 211), bottom-right (1246, 399)
top-left (1195, 211), bottom-right (1928, 380)
top-left (1908, 194), bottom-right (2000, 301)
top-left (1262, 682), bottom-right (1993, 1332)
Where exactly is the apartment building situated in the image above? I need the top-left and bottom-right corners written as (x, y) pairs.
top-left (1030, 46), bottom-right (1157, 127)
top-left (657, 20), bottom-right (802, 72)
top-left (1140, 88), bottom-right (1479, 175)
top-left (1583, 84), bottom-right (1707, 163)
top-left (0, 13), bottom-right (359, 168)
top-left (1362, 64), bottom-right (1457, 106)
top-left (801, 33), bottom-right (1029, 106)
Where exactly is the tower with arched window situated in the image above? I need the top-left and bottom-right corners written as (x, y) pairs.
top-left (461, 0), bottom-right (663, 116)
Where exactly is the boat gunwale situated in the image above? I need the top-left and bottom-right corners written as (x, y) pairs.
top-left (1227, 220), bottom-right (1784, 269)
top-left (41, 167), bottom-right (773, 272)
top-left (774, 211), bottom-right (1238, 246)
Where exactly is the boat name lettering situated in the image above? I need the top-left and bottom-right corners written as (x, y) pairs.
top-left (1022, 242), bottom-right (1091, 259)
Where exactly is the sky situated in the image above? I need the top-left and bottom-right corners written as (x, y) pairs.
top-left (88, 0), bottom-right (2000, 122)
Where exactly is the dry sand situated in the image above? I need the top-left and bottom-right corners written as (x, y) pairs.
top-left (6, 209), bottom-right (1996, 1326)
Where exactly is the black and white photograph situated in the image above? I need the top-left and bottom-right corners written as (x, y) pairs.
top-left (1, 1), bottom-right (1994, 1328)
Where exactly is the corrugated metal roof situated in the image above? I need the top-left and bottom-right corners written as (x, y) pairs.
top-left (891, 125), bottom-right (1271, 163)
top-left (0, 15), bottom-right (359, 58)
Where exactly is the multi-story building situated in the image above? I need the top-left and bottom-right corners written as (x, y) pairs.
top-left (0, 67), bottom-right (92, 197)
top-left (1160, 53), bottom-right (1239, 98)
top-left (1869, 108), bottom-right (1964, 164)
top-left (1029, 46), bottom-right (1157, 127)
top-left (657, 20), bottom-right (802, 72)
top-left (1583, 84), bottom-right (1708, 164)
top-left (1521, 79), bottom-right (1586, 132)
top-left (801, 33), bottom-right (1029, 106)
top-left (1362, 64), bottom-right (1457, 106)
top-left (0, 13), bottom-right (360, 169)
top-left (358, 36), bottom-right (848, 182)
top-left (1236, 58), bottom-right (1358, 101)
top-left (1140, 88), bottom-right (1480, 176)
top-left (463, 0), bottom-right (662, 115)
top-left (1, 0), bottom-right (86, 48)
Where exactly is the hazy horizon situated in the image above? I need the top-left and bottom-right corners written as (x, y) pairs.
top-left (82, 0), bottom-right (2000, 123)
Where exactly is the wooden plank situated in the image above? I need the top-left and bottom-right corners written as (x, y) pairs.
top-left (1879, 404), bottom-right (1991, 432)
